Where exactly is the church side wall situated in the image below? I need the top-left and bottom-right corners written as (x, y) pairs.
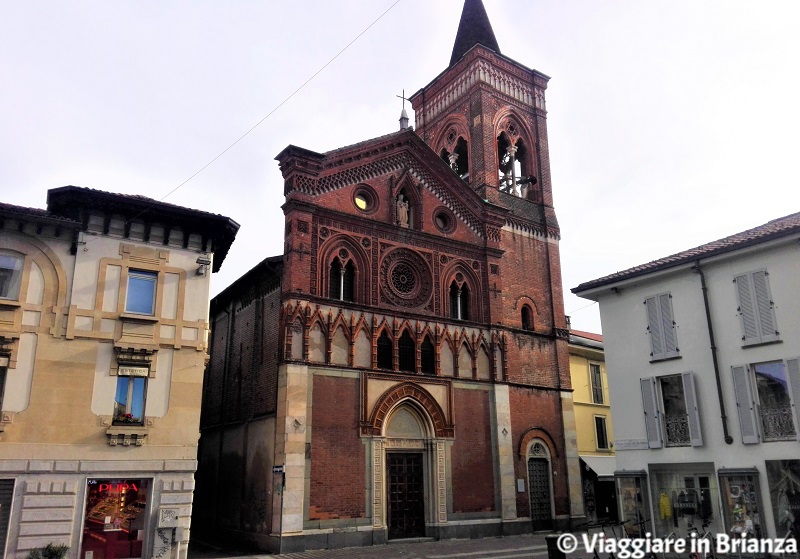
top-left (509, 386), bottom-right (570, 519)
top-left (195, 281), bottom-right (281, 546)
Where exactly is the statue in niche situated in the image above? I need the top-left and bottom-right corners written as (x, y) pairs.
top-left (396, 194), bottom-right (410, 228)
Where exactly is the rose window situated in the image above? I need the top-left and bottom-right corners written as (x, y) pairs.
top-left (380, 249), bottom-right (432, 308)
top-left (392, 264), bottom-right (416, 294)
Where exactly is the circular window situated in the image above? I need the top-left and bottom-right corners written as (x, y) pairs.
top-left (391, 263), bottom-right (416, 294)
top-left (433, 207), bottom-right (456, 233)
top-left (380, 249), bottom-right (432, 308)
top-left (353, 185), bottom-right (378, 214)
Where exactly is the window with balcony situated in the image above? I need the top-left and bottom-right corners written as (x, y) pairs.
top-left (732, 359), bottom-right (800, 444)
top-left (640, 372), bottom-right (703, 448)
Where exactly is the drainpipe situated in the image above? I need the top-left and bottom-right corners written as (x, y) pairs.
top-left (692, 260), bottom-right (734, 444)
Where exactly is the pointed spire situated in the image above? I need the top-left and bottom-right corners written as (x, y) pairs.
top-left (450, 0), bottom-right (501, 66)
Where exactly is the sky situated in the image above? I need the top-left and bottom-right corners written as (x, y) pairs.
top-left (3, 0), bottom-right (800, 335)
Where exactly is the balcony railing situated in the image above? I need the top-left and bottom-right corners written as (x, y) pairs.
top-left (664, 413), bottom-right (690, 447)
top-left (759, 405), bottom-right (796, 441)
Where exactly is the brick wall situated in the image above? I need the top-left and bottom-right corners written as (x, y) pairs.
top-left (451, 388), bottom-right (495, 513)
top-left (509, 386), bottom-right (569, 517)
top-left (309, 375), bottom-right (366, 519)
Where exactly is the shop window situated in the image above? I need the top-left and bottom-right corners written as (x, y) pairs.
top-left (0, 254), bottom-right (23, 300)
top-left (114, 371), bottom-right (147, 425)
top-left (731, 359), bottom-right (800, 443)
top-left (734, 270), bottom-right (779, 346)
top-left (420, 336), bottom-right (435, 375)
top-left (590, 363), bottom-right (603, 404)
top-left (125, 270), bottom-right (157, 315)
top-left (651, 469), bottom-right (719, 539)
top-left (640, 372), bottom-right (703, 449)
top-left (81, 479), bottom-right (150, 559)
top-left (377, 331), bottom-right (393, 370)
top-left (765, 460), bottom-right (800, 540)
top-left (617, 472), bottom-right (650, 537)
top-left (398, 331), bottom-right (416, 373)
top-left (645, 292), bottom-right (679, 361)
top-left (718, 469), bottom-right (764, 539)
top-left (595, 416), bottom-right (609, 450)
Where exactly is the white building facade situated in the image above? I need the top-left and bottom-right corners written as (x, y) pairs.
top-left (574, 212), bottom-right (800, 543)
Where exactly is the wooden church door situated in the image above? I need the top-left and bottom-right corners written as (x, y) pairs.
top-left (387, 452), bottom-right (425, 539)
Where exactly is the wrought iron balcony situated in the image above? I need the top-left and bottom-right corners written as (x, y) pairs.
top-left (664, 413), bottom-right (690, 447)
top-left (759, 405), bottom-right (796, 441)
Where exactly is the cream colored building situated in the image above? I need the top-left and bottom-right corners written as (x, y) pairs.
top-left (569, 329), bottom-right (616, 523)
top-left (0, 187), bottom-right (237, 558)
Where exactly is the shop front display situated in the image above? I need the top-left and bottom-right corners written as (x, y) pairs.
top-left (649, 464), bottom-right (720, 538)
top-left (616, 471), bottom-right (650, 537)
top-left (718, 469), bottom-right (764, 539)
top-left (80, 479), bottom-right (150, 559)
top-left (765, 460), bottom-right (800, 540)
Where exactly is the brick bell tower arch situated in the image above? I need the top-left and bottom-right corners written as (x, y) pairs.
top-left (366, 383), bottom-right (450, 539)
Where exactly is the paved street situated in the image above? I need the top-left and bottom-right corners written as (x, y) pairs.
top-left (189, 533), bottom-right (561, 559)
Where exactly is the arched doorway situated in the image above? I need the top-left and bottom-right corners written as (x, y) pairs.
top-left (385, 406), bottom-right (427, 539)
top-left (527, 441), bottom-right (554, 530)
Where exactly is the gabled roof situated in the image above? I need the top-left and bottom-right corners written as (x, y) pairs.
top-left (450, 0), bottom-right (501, 66)
top-left (573, 211), bottom-right (800, 293)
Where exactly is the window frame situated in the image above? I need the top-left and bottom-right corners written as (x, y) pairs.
top-left (734, 269), bottom-right (780, 346)
top-left (594, 415), bottom-right (609, 450)
top-left (125, 269), bottom-right (158, 315)
top-left (732, 358), bottom-right (800, 444)
top-left (640, 371), bottom-right (702, 449)
top-left (113, 370), bottom-right (148, 426)
top-left (0, 253), bottom-right (24, 301)
top-left (590, 362), bottom-right (604, 404)
top-left (645, 292), bottom-right (679, 361)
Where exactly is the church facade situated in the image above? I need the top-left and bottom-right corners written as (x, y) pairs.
top-left (195, 0), bottom-right (583, 552)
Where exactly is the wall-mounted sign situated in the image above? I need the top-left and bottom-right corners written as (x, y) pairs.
top-left (118, 366), bottom-right (149, 377)
top-left (272, 465), bottom-right (285, 473)
top-left (614, 439), bottom-right (649, 451)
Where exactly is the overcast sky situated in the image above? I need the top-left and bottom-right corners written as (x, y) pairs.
top-left (3, 1), bottom-right (799, 334)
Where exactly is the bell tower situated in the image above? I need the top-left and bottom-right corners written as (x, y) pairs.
top-left (409, 0), bottom-right (555, 229)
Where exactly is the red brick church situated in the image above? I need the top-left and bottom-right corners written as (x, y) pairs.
top-left (195, 0), bottom-right (583, 551)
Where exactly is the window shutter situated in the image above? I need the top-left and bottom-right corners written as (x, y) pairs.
top-left (785, 358), bottom-right (800, 442)
top-left (752, 271), bottom-right (779, 343)
top-left (735, 274), bottom-right (759, 343)
top-left (660, 293), bottom-right (679, 358)
top-left (640, 377), bottom-right (662, 448)
top-left (731, 365), bottom-right (759, 444)
top-left (646, 296), bottom-right (664, 359)
top-left (681, 371), bottom-right (703, 447)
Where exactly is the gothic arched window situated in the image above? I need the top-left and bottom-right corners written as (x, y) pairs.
top-left (398, 331), bottom-right (416, 373)
top-left (329, 257), bottom-right (355, 302)
top-left (441, 137), bottom-right (469, 180)
top-left (421, 336), bottom-right (435, 375)
top-left (449, 280), bottom-right (471, 321)
top-left (521, 304), bottom-right (533, 331)
top-left (498, 133), bottom-right (531, 197)
top-left (377, 331), bottom-right (393, 370)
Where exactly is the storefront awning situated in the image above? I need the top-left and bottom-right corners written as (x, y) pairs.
top-left (580, 455), bottom-right (617, 480)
